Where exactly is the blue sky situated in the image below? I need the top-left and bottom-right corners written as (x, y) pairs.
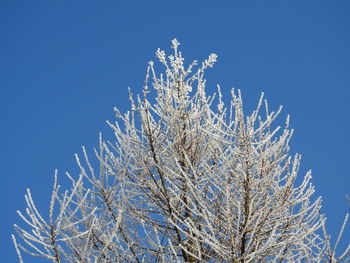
top-left (1, 1), bottom-right (349, 261)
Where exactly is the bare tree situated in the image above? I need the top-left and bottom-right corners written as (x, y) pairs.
top-left (13, 40), bottom-right (349, 262)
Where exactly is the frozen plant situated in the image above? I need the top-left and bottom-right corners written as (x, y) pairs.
top-left (13, 40), bottom-right (350, 262)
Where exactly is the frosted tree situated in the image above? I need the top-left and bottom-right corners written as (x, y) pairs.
top-left (13, 40), bottom-right (349, 262)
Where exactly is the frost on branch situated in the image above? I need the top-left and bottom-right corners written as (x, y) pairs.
top-left (13, 40), bottom-right (349, 262)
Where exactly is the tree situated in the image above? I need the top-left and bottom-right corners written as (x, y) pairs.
top-left (12, 39), bottom-right (349, 263)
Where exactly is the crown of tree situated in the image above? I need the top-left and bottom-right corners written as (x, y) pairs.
top-left (13, 40), bottom-right (349, 263)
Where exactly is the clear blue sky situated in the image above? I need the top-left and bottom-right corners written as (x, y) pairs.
top-left (1, 1), bottom-right (349, 261)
